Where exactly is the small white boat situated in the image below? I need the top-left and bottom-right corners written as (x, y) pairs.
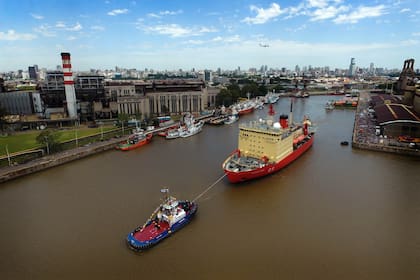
top-left (224, 114), bottom-right (239, 124)
top-left (166, 128), bottom-right (181, 139)
top-left (179, 121), bottom-right (204, 138)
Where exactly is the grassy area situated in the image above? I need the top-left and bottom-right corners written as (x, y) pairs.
top-left (0, 126), bottom-right (116, 156)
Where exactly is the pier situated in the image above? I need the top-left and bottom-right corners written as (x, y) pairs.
top-left (352, 91), bottom-right (420, 156)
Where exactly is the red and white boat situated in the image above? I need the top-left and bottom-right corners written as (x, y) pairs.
top-left (116, 129), bottom-right (153, 151)
top-left (231, 101), bottom-right (255, 115)
top-left (222, 104), bottom-right (314, 183)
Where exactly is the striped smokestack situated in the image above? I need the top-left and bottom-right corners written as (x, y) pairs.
top-left (61, 52), bottom-right (77, 118)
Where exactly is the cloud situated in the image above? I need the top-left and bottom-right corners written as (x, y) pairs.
top-left (412, 32), bottom-right (420, 36)
top-left (307, 0), bottom-right (328, 8)
top-left (310, 5), bottom-right (349, 21)
top-left (147, 13), bottom-right (160, 18)
top-left (400, 39), bottom-right (419, 46)
top-left (66, 22), bottom-right (83, 31)
top-left (107, 9), bottom-right (129, 16)
top-left (185, 40), bottom-right (205, 45)
top-left (333, 5), bottom-right (386, 24)
top-left (160, 10), bottom-right (183, 16)
top-left (242, 3), bottom-right (283, 24)
top-left (285, 24), bottom-right (307, 32)
top-left (56, 22), bottom-right (66, 28)
top-left (141, 24), bottom-right (217, 38)
top-left (399, 8), bottom-right (410, 13)
top-left (144, 24), bottom-right (192, 37)
top-left (212, 36), bottom-right (223, 42)
top-left (67, 36), bottom-right (77, 41)
top-left (30, 13), bottom-right (44, 20)
top-left (54, 22), bottom-right (83, 31)
top-left (0, 30), bottom-right (37, 41)
top-left (147, 9), bottom-right (183, 18)
top-left (34, 24), bottom-right (56, 37)
top-left (224, 35), bottom-right (241, 43)
top-left (91, 25), bottom-right (105, 31)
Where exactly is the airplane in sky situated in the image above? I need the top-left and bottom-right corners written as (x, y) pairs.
top-left (259, 43), bottom-right (269, 48)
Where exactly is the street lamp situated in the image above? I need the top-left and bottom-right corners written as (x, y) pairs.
top-left (75, 128), bottom-right (78, 147)
top-left (98, 122), bottom-right (104, 140)
top-left (5, 145), bottom-right (11, 166)
top-left (44, 136), bottom-right (50, 155)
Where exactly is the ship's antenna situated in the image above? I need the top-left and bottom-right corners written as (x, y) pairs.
top-left (289, 98), bottom-right (294, 126)
top-left (268, 104), bottom-right (275, 116)
top-left (160, 188), bottom-right (169, 200)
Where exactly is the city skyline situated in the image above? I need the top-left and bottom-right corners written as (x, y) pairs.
top-left (0, 0), bottom-right (419, 72)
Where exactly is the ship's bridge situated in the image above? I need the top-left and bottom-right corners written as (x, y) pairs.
top-left (238, 120), bottom-right (295, 161)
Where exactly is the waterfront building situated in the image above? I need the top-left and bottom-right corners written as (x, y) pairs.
top-left (0, 90), bottom-right (42, 115)
top-left (369, 94), bottom-right (420, 138)
top-left (105, 79), bottom-right (217, 119)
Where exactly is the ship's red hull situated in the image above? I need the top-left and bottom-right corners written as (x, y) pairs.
top-left (223, 133), bottom-right (314, 183)
top-left (237, 107), bottom-right (254, 115)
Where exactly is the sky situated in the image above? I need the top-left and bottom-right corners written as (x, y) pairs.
top-left (0, 0), bottom-right (419, 72)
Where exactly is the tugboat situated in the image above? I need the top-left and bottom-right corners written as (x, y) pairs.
top-left (222, 103), bottom-right (314, 183)
top-left (126, 189), bottom-right (198, 251)
top-left (116, 129), bottom-right (153, 151)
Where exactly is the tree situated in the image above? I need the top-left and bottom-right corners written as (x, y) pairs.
top-left (36, 130), bottom-right (60, 154)
top-left (118, 113), bottom-right (129, 125)
top-left (240, 83), bottom-right (259, 98)
top-left (216, 88), bottom-right (233, 106)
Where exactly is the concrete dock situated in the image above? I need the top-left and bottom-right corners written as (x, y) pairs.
top-left (352, 91), bottom-right (420, 156)
top-left (0, 137), bottom-right (123, 184)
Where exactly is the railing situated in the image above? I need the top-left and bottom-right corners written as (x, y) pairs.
top-left (0, 128), bottom-right (129, 168)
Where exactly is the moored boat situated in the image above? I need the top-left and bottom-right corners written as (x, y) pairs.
top-left (179, 121), bottom-right (204, 137)
top-left (126, 189), bottom-right (198, 251)
top-left (398, 135), bottom-right (420, 143)
top-left (222, 104), bottom-right (314, 183)
top-left (333, 97), bottom-right (358, 108)
top-left (207, 115), bottom-right (228, 125)
top-left (325, 101), bottom-right (334, 110)
top-left (224, 114), bottom-right (239, 125)
top-left (233, 101), bottom-right (255, 115)
top-left (116, 129), bottom-right (153, 151)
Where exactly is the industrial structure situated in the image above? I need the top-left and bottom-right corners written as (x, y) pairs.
top-left (61, 53), bottom-right (77, 118)
top-left (371, 58), bottom-right (420, 138)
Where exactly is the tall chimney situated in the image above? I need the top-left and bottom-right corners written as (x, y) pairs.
top-left (61, 52), bottom-right (77, 118)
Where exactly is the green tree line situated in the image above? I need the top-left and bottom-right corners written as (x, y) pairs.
top-left (216, 82), bottom-right (268, 106)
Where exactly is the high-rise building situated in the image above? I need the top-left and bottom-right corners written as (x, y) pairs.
top-left (369, 63), bottom-right (375, 75)
top-left (204, 70), bottom-right (212, 82)
top-left (348, 58), bottom-right (356, 77)
top-left (28, 66), bottom-right (37, 80)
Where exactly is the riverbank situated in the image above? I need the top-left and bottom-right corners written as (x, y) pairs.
top-left (351, 91), bottom-right (420, 156)
top-left (0, 137), bottom-right (123, 183)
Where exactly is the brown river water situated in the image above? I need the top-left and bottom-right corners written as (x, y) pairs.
top-left (0, 96), bottom-right (419, 279)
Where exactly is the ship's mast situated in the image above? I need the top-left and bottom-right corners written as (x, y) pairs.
top-left (289, 98), bottom-right (294, 126)
top-left (161, 188), bottom-right (169, 201)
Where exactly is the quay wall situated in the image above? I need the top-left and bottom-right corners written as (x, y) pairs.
top-left (0, 138), bottom-right (122, 184)
top-left (352, 141), bottom-right (420, 156)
